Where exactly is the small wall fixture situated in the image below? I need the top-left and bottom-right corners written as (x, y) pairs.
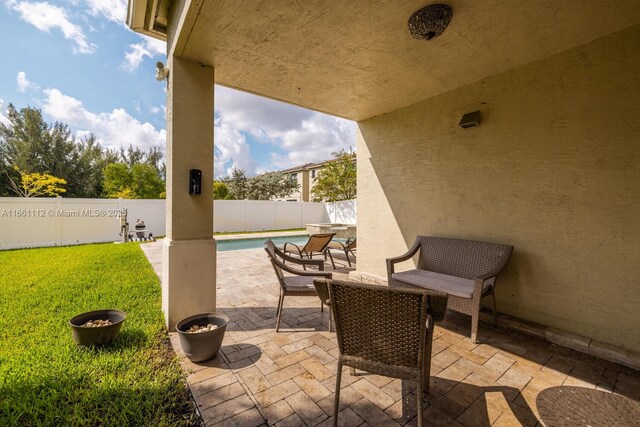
top-left (408, 4), bottom-right (452, 41)
top-left (189, 169), bottom-right (202, 195)
top-left (459, 111), bottom-right (481, 128)
top-left (155, 61), bottom-right (169, 81)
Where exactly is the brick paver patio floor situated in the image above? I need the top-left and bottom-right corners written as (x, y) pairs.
top-left (141, 241), bottom-right (640, 426)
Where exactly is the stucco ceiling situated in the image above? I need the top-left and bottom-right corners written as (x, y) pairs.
top-left (173, 0), bottom-right (640, 121)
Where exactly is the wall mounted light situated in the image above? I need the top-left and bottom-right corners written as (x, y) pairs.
top-left (408, 4), bottom-right (452, 41)
top-left (459, 111), bottom-right (481, 128)
top-left (155, 61), bottom-right (169, 81)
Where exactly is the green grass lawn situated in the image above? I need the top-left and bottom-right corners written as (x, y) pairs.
top-left (0, 243), bottom-right (200, 426)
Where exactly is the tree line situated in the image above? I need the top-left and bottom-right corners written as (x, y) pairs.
top-left (1, 104), bottom-right (356, 201)
top-left (214, 150), bottom-right (356, 202)
top-left (213, 168), bottom-right (299, 200)
top-left (0, 104), bottom-right (164, 198)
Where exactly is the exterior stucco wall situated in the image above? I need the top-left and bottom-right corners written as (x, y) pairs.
top-left (166, 0), bottom-right (189, 57)
top-left (357, 25), bottom-right (640, 353)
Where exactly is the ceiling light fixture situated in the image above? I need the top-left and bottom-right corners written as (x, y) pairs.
top-left (408, 4), bottom-right (452, 41)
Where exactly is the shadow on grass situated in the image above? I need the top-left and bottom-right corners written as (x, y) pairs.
top-left (72, 328), bottom-right (149, 352)
top-left (115, 328), bottom-right (149, 345)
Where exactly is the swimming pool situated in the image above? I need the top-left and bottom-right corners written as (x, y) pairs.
top-left (215, 235), bottom-right (309, 252)
top-left (215, 235), bottom-right (349, 252)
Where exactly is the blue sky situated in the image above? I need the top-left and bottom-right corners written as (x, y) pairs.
top-left (0, 0), bottom-right (356, 177)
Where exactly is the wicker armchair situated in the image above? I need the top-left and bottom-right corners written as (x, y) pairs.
top-left (316, 279), bottom-right (447, 427)
top-left (264, 239), bottom-right (332, 332)
top-left (283, 233), bottom-right (336, 269)
top-left (387, 236), bottom-right (513, 343)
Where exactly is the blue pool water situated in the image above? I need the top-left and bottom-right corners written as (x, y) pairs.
top-left (216, 235), bottom-right (349, 252)
top-left (216, 235), bottom-right (309, 252)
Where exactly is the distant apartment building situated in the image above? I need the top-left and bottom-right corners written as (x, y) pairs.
top-left (274, 162), bottom-right (325, 202)
top-left (274, 155), bottom-right (355, 202)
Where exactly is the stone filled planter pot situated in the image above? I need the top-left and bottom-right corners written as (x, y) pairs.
top-left (176, 313), bottom-right (229, 362)
top-left (69, 309), bottom-right (126, 346)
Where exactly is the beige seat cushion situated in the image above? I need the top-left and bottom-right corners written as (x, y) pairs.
top-left (392, 269), bottom-right (477, 299)
top-left (282, 275), bottom-right (317, 291)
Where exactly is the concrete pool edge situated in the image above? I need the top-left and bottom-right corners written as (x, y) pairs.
top-left (214, 230), bottom-right (309, 242)
top-left (305, 223), bottom-right (356, 239)
top-left (216, 234), bottom-right (311, 252)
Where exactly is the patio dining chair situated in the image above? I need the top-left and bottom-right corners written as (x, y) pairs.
top-left (318, 279), bottom-right (448, 427)
top-left (264, 239), bottom-right (332, 332)
top-left (283, 233), bottom-right (336, 269)
top-left (325, 238), bottom-right (356, 267)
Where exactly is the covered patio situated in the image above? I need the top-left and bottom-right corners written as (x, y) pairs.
top-left (142, 242), bottom-right (640, 426)
top-left (128, 0), bottom-right (640, 424)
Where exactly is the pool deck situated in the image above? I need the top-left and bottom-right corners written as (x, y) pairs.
top-left (139, 233), bottom-right (310, 280)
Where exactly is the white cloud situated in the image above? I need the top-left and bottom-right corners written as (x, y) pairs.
top-left (0, 99), bottom-right (10, 126)
top-left (82, 0), bottom-right (127, 25)
top-left (41, 88), bottom-right (165, 151)
top-left (270, 114), bottom-right (356, 169)
top-left (6, 0), bottom-right (96, 54)
top-left (215, 86), bottom-right (314, 138)
top-left (213, 86), bottom-right (356, 174)
top-left (123, 37), bottom-right (166, 71)
top-left (214, 118), bottom-right (255, 178)
top-left (145, 38), bottom-right (166, 55)
top-left (79, 0), bottom-right (167, 73)
top-left (16, 71), bottom-right (39, 92)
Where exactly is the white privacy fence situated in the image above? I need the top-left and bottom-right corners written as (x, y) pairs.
top-left (0, 198), bottom-right (165, 250)
top-left (214, 200), bottom-right (328, 232)
top-left (0, 198), bottom-right (356, 250)
top-left (325, 199), bottom-right (357, 224)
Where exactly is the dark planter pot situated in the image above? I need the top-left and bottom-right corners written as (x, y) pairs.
top-left (176, 313), bottom-right (229, 362)
top-left (69, 309), bottom-right (126, 346)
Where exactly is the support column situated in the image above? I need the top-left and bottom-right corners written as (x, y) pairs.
top-left (162, 56), bottom-right (216, 330)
